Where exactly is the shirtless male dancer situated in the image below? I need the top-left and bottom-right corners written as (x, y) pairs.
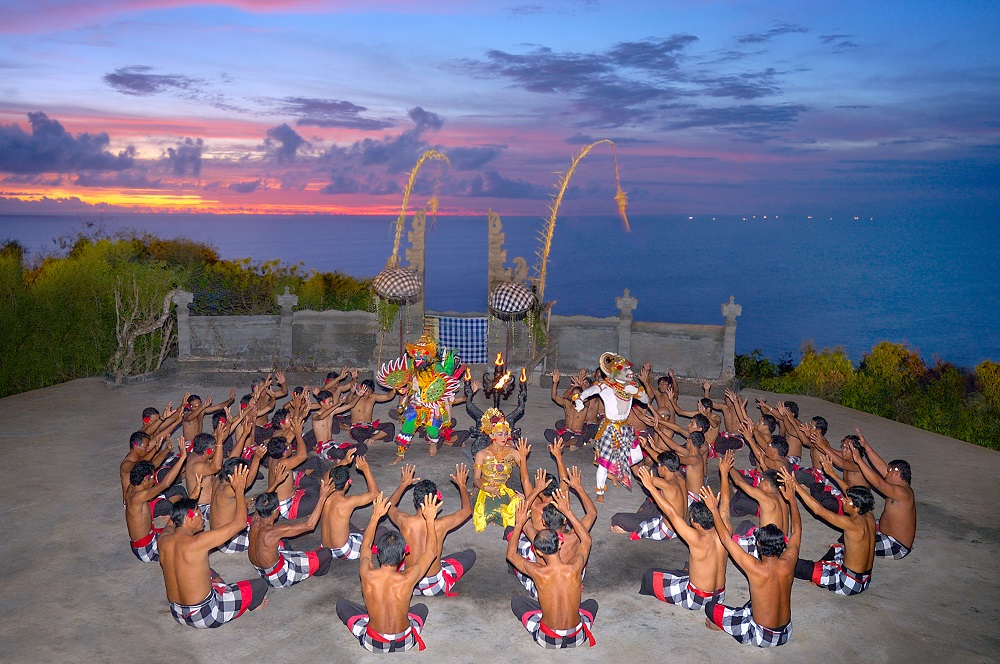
top-left (506, 489), bottom-right (598, 649)
top-left (700, 468), bottom-right (801, 647)
top-left (611, 450), bottom-right (689, 541)
top-left (637, 465), bottom-right (728, 610)
top-left (320, 455), bottom-right (380, 560)
top-left (248, 478), bottom-right (336, 588)
top-left (336, 493), bottom-right (440, 652)
top-left (794, 479), bottom-right (877, 595)
top-left (346, 379), bottom-right (397, 446)
top-left (124, 451), bottom-right (188, 563)
top-left (543, 369), bottom-right (588, 450)
top-left (387, 464), bottom-right (475, 597)
top-left (846, 432), bottom-right (915, 558)
top-left (158, 465), bottom-right (268, 628)
top-left (181, 391), bottom-right (234, 440)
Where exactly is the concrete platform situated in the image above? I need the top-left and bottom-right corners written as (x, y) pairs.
top-left (1, 369), bottom-right (998, 663)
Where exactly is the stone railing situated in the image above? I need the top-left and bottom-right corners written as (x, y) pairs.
top-left (171, 288), bottom-right (741, 383)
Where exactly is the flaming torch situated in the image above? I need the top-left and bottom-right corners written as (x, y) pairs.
top-left (483, 352), bottom-right (516, 408)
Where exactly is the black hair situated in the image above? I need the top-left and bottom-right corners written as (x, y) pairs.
top-left (251, 377), bottom-right (265, 389)
top-left (757, 523), bottom-right (787, 558)
top-left (270, 408), bottom-right (289, 429)
top-left (329, 465), bottom-right (351, 491)
top-left (212, 410), bottom-right (228, 430)
top-left (254, 491), bottom-right (279, 518)
top-left (699, 397), bottom-right (714, 411)
top-left (783, 401), bottom-right (799, 418)
top-left (692, 413), bottom-right (710, 432)
top-left (375, 531), bottom-right (407, 567)
top-left (846, 486), bottom-right (875, 515)
top-left (360, 378), bottom-right (376, 392)
top-left (129, 460), bottom-right (156, 486)
top-left (761, 469), bottom-right (782, 491)
top-left (532, 528), bottom-right (560, 555)
top-left (187, 394), bottom-right (201, 406)
top-left (688, 430), bottom-right (706, 449)
top-left (541, 503), bottom-right (567, 531)
top-left (325, 371), bottom-right (340, 383)
top-left (240, 393), bottom-right (253, 408)
top-left (291, 386), bottom-right (304, 396)
top-left (770, 434), bottom-right (789, 458)
top-left (170, 498), bottom-right (201, 527)
top-left (141, 407), bottom-right (159, 420)
top-left (540, 472), bottom-right (559, 497)
top-left (689, 500), bottom-right (715, 530)
top-left (811, 415), bottom-right (828, 434)
top-left (267, 436), bottom-right (288, 459)
top-left (192, 432), bottom-right (215, 455)
top-left (656, 450), bottom-right (681, 473)
top-left (218, 457), bottom-right (248, 483)
top-left (761, 414), bottom-right (778, 434)
top-left (888, 459), bottom-right (912, 485)
top-left (129, 430), bottom-right (150, 449)
top-left (316, 389), bottom-right (333, 402)
top-left (413, 479), bottom-right (438, 510)
top-left (657, 375), bottom-right (674, 388)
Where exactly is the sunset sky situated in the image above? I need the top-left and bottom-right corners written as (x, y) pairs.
top-left (1, 0), bottom-right (997, 216)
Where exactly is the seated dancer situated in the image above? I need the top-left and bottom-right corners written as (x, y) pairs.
top-left (575, 352), bottom-right (648, 502)
top-left (265, 406), bottom-right (329, 520)
top-left (720, 450), bottom-right (790, 555)
top-left (472, 410), bottom-right (525, 531)
top-left (336, 493), bottom-right (440, 652)
top-left (506, 489), bottom-right (598, 649)
top-left (319, 367), bottom-right (359, 435)
top-left (346, 379), bottom-right (397, 446)
top-left (387, 463), bottom-right (475, 596)
top-left (210, 449), bottom-right (272, 554)
top-left (158, 465), bottom-right (269, 628)
top-left (514, 462), bottom-right (597, 598)
top-left (638, 363), bottom-right (677, 420)
top-left (700, 469), bottom-right (801, 648)
top-left (637, 466), bottom-right (728, 610)
top-left (139, 393), bottom-right (186, 438)
top-left (845, 432), bottom-right (915, 558)
top-left (248, 478), bottom-right (336, 588)
top-left (320, 455), bottom-right (381, 560)
top-left (794, 479), bottom-right (877, 595)
top-left (180, 390), bottom-right (235, 440)
top-left (124, 450), bottom-right (188, 563)
top-left (611, 450), bottom-right (689, 541)
top-left (304, 386), bottom-right (358, 457)
top-left (121, 430), bottom-right (182, 507)
top-left (543, 369), bottom-right (588, 450)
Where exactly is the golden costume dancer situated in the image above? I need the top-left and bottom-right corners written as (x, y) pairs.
top-left (472, 409), bottom-right (524, 531)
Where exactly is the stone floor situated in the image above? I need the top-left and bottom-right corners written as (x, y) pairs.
top-left (1, 367), bottom-right (998, 663)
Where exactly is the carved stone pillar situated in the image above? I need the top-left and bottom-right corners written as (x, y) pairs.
top-left (277, 287), bottom-right (298, 360)
top-left (615, 288), bottom-right (638, 359)
top-left (721, 295), bottom-right (742, 380)
top-left (172, 290), bottom-right (194, 360)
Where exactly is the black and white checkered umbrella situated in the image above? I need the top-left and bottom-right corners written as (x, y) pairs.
top-left (373, 267), bottom-right (422, 303)
top-left (488, 281), bottom-right (536, 321)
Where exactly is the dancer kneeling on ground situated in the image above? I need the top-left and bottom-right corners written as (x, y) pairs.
top-left (336, 493), bottom-right (441, 652)
top-left (506, 489), bottom-right (598, 649)
top-left (637, 466), bottom-right (728, 609)
top-left (158, 465), bottom-right (268, 628)
top-left (387, 463), bottom-right (476, 597)
top-left (700, 468), bottom-right (801, 648)
top-left (248, 476), bottom-right (336, 588)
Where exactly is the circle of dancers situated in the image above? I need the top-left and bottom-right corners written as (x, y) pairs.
top-left (122, 352), bottom-right (915, 650)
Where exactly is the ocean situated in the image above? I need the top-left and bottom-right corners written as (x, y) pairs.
top-left (1, 212), bottom-right (997, 369)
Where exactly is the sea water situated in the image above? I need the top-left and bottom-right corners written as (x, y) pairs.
top-left (1, 212), bottom-right (996, 368)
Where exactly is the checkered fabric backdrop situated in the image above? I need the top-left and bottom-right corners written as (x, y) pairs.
top-left (429, 316), bottom-right (488, 364)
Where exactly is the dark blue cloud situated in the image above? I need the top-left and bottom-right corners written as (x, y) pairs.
top-left (280, 97), bottom-right (394, 131)
top-left (165, 138), bottom-right (203, 177)
top-left (103, 65), bottom-right (202, 96)
top-left (737, 22), bottom-right (808, 44)
top-left (0, 112), bottom-right (135, 174)
top-left (227, 179), bottom-right (262, 193)
top-left (445, 146), bottom-right (503, 170)
top-left (265, 124), bottom-right (307, 162)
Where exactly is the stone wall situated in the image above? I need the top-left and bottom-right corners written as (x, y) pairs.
top-left (171, 289), bottom-right (741, 383)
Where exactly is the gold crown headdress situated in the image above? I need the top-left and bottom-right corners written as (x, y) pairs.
top-left (480, 407), bottom-right (511, 436)
top-left (599, 352), bottom-right (631, 378)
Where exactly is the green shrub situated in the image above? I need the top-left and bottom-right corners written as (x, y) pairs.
top-left (762, 343), bottom-right (855, 401)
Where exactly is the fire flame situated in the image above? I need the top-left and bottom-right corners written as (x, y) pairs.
top-left (520, 367), bottom-right (527, 383)
top-left (494, 352), bottom-right (504, 366)
top-left (464, 367), bottom-right (471, 381)
top-left (495, 372), bottom-right (512, 390)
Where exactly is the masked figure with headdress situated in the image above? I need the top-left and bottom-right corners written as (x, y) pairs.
top-left (376, 334), bottom-right (463, 465)
top-left (574, 352), bottom-right (649, 502)
top-left (471, 409), bottom-right (524, 531)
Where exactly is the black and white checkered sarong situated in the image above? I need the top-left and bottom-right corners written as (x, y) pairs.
top-left (643, 568), bottom-right (725, 609)
top-left (516, 596), bottom-right (596, 649)
top-left (330, 532), bottom-right (363, 560)
top-left (169, 580), bottom-right (261, 629)
top-left (130, 529), bottom-right (158, 563)
top-left (808, 544), bottom-right (872, 595)
top-left (706, 600), bottom-right (791, 647)
top-left (346, 612), bottom-right (426, 652)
